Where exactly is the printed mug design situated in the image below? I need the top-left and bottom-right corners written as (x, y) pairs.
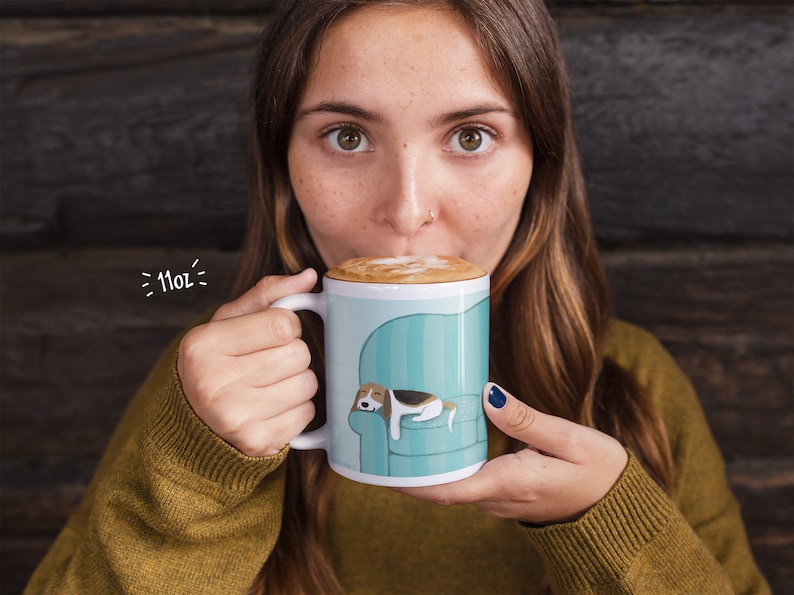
top-left (278, 259), bottom-right (490, 486)
top-left (348, 300), bottom-right (489, 478)
top-left (351, 383), bottom-right (457, 440)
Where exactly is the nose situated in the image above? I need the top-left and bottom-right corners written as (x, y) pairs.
top-left (376, 150), bottom-right (434, 237)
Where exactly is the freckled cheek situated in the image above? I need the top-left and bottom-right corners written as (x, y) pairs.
top-left (294, 155), bottom-right (372, 205)
top-left (455, 177), bottom-right (526, 232)
top-left (495, 171), bottom-right (531, 221)
top-left (291, 168), bottom-right (371, 241)
top-left (291, 165), bottom-right (334, 219)
top-left (503, 182), bottom-right (527, 219)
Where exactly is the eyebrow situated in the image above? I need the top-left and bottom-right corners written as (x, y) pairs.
top-left (297, 101), bottom-right (514, 126)
top-left (297, 101), bottom-right (384, 123)
top-left (431, 103), bottom-right (515, 127)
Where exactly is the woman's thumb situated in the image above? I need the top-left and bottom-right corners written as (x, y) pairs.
top-left (484, 383), bottom-right (535, 434)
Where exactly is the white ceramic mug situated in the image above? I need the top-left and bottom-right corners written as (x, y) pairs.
top-left (271, 255), bottom-right (490, 487)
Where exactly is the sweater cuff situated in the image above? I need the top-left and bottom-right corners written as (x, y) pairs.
top-left (524, 451), bottom-right (675, 592)
top-left (141, 352), bottom-right (289, 495)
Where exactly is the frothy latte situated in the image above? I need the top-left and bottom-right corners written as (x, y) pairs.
top-left (326, 255), bottom-right (486, 284)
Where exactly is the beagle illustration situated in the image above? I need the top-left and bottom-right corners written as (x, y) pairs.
top-left (351, 382), bottom-right (457, 441)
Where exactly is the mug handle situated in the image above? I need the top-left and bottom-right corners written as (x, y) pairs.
top-left (269, 291), bottom-right (329, 451)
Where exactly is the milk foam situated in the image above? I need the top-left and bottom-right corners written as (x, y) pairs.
top-left (326, 255), bottom-right (486, 284)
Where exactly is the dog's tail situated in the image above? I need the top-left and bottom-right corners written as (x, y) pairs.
top-left (443, 402), bottom-right (456, 431)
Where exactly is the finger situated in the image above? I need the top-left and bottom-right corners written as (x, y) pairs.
top-left (242, 338), bottom-right (313, 388)
top-left (483, 382), bottom-right (594, 463)
top-left (208, 368), bottom-right (319, 427)
top-left (391, 457), bottom-right (510, 507)
top-left (212, 268), bottom-right (318, 321)
top-left (181, 307), bottom-right (305, 360)
top-left (197, 335), bottom-right (312, 395)
top-left (395, 446), bottom-right (610, 523)
top-left (228, 399), bottom-right (317, 457)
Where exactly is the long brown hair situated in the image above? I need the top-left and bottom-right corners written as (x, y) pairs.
top-left (238, 1), bottom-right (675, 593)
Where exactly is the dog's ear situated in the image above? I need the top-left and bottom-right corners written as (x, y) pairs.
top-left (382, 390), bottom-right (391, 419)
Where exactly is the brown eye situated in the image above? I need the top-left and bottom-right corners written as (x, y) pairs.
top-left (325, 126), bottom-right (371, 152)
top-left (458, 128), bottom-right (482, 151)
top-left (337, 128), bottom-right (361, 150)
top-left (449, 126), bottom-right (493, 153)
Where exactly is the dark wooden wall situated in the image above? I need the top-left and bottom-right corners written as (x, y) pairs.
top-left (2, 1), bottom-right (792, 593)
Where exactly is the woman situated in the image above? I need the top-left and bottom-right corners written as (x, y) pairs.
top-left (27, 1), bottom-right (768, 593)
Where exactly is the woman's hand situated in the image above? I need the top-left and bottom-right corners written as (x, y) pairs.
top-left (177, 269), bottom-right (319, 457)
top-left (394, 383), bottom-right (629, 525)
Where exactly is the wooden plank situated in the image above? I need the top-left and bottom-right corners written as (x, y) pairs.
top-left (2, 1), bottom-right (790, 18)
top-left (2, 10), bottom-right (791, 248)
top-left (561, 14), bottom-right (794, 244)
top-left (604, 246), bottom-right (794, 458)
top-left (728, 459), bottom-right (794, 592)
top-left (0, 1), bottom-right (278, 17)
top-left (0, 17), bottom-right (260, 249)
top-left (1, 248), bottom-right (239, 488)
top-left (2, 487), bottom-right (84, 538)
top-left (1, 537), bottom-right (53, 595)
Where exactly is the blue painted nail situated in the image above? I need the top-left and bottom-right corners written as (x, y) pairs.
top-left (488, 384), bottom-right (507, 409)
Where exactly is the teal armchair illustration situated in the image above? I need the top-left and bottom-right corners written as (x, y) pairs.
top-left (348, 300), bottom-right (489, 477)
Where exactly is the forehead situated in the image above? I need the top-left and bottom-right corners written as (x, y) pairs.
top-left (302, 5), bottom-right (507, 109)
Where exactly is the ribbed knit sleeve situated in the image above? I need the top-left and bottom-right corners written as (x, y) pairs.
top-left (25, 335), bottom-right (289, 595)
top-left (527, 452), bottom-right (734, 593)
top-left (521, 320), bottom-right (769, 595)
top-left (146, 360), bottom-right (286, 493)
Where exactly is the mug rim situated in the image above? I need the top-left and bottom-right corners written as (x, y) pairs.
top-left (322, 274), bottom-right (490, 300)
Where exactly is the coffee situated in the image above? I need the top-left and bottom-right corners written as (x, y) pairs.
top-left (327, 255), bottom-right (486, 284)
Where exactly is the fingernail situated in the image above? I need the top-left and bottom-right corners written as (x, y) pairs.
top-left (488, 384), bottom-right (507, 409)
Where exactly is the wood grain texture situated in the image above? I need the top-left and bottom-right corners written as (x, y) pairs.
top-left (561, 13), bottom-right (794, 244)
top-left (1, 0), bottom-right (790, 17)
top-left (1, 17), bottom-right (259, 249)
top-left (605, 246), bottom-right (794, 457)
top-left (2, 10), bottom-right (791, 248)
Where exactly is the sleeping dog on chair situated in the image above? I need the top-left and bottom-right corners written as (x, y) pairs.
top-left (351, 382), bottom-right (457, 441)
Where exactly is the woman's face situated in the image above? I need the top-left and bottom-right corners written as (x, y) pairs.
top-left (288, 6), bottom-right (533, 274)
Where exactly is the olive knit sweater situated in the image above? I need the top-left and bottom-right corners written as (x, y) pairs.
top-left (26, 319), bottom-right (769, 594)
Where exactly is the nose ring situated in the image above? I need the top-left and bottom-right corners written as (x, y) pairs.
top-left (425, 209), bottom-right (435, 225)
